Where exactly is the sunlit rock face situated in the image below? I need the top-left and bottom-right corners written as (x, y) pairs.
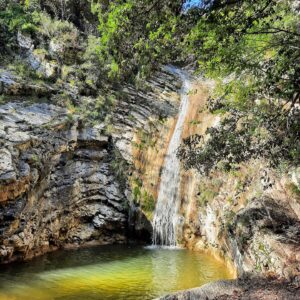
top-left (174, 79), bottom-right (300, 285)
top-left (0, 1), bottom-right (183, 263)
top-left (124, 71), bottom-right (300, 285)
top-left (0, 59), bottom-right (181, 264)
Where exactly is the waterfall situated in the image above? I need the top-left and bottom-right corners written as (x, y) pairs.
top-left (152, 66), bottom-right (192, 246)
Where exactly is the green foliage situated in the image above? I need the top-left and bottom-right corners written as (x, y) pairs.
top-left (198, 190), bottom-right (216, 207)
top-left (254, 242), bottom-right (273, 271)
top-left (89, 0), bottom-right (299, 106)
top-left (5, 59), bottom-right (40, 80)
top-left (131, 177), bottom-right (155, 216)
top-left (197, 179), bottom-right (223, 207)
top-left (132, 129), bottom-right (157, 150)
top-left (0, 95), bottom-right (10, 105)
top-left (187, 0), bottom-right (300, 104)
top-left (189, 119), bottom-right (201, 126)
top-left (79, 93), bottom-right (117, 124)
top-left (0, 3), bottom-right (40, 34)
top-left (38, 12), bottom-right (77, 38)
top-left (286, 182), bottom-right (300, 198)
top-left (178, 102), bottom-right (300, 174)
top-left (29, 153), bottom-right (42, 167)
top-left (142, 192), bottom-right (155, 212)
top-left (83, 35), bottom-right (101, 62)
top-left (0, 2), bottom-right (78, 58)
top-left (91, 0), bottom-right (186, 79)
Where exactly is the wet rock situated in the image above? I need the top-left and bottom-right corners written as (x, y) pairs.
top-left (128, 205), bottom-right (153, 243)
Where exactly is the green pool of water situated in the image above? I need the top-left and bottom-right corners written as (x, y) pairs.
top-left (0, 245), bottom-right (233, 300)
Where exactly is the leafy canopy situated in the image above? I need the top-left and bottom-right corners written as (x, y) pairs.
top-left (92, 0), bottom-right (299, 105)
top-left (91, 0), bottom-right (299, 169)
top-left (91, 0), bottom-right (188, 79)
top-left (187, 0), bottom-right (300, 105)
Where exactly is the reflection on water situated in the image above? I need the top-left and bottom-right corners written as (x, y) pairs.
top-left (0, 245), bottom-right (233, 300)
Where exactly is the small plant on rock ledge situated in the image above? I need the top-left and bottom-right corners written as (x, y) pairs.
top-left (197, 179), bottom-right (223, 208)
top-left (131, 177), bottom-right (155, 219)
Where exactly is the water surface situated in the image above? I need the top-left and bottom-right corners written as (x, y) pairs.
top-left (0, 245), bottom-right (233, 300)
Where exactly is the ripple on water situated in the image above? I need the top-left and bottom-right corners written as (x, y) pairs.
top-left (0, 245), bottom-right (234, 300)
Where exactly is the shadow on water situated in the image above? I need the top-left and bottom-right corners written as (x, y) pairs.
top-left (0, 244), bottom-right (146, 276)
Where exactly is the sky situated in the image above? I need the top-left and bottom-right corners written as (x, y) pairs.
top-left (183, 0), bottom-right (204, 10)
top-left (189, 0), bottom-right (202, 5)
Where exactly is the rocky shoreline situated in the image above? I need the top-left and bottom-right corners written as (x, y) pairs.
top-left (159, 276), bottom-right (300, 300)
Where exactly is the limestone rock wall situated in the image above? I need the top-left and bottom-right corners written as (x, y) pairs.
top-left (0, 61), bottom-right (180, 264)
top-left (176, 79), bottom-right (300, 285)
top-left (0, 3), bottom-right (182, 262)
top-left (0, 102), bottom-right (127, 263)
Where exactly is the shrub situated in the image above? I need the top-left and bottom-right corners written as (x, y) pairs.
top-left (197, 179), bottom-right (222, 207)
top-left (178, 103), bottom-right (300, 175)
top-left (131, 177), bottom-right (155, 217)
top-left (38, 12), bottom-right (77, 38)
top-left (0, 3), bottom-right (40, 34)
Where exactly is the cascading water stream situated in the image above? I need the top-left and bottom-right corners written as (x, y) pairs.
top-left (152, 66), bottom-right (192, 246)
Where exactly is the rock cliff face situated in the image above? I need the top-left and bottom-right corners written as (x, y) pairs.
top-left (0, 61), bottom-right (180, 264)
top-left (175, 80), bottom-right (300, 285)
top-left (181, 161), bottom-right (300, 283)
top-left (0, 1), bottom-right (183, 263)
top-left (0, 69), bottom-right (176, 262)
top-left (0, 101), bottom-right (128, 263)
top-left (135, 77), bottom-right (300, 288)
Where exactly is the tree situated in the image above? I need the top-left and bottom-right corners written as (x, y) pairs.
top-left (90, 0), bottom-right (299, 169)
top-left (91, 0), bottom-right (189, 79)
top-left (91, 0), bottom-right (299, 106)
top-left (187, 0), bottom-right (300, 107)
